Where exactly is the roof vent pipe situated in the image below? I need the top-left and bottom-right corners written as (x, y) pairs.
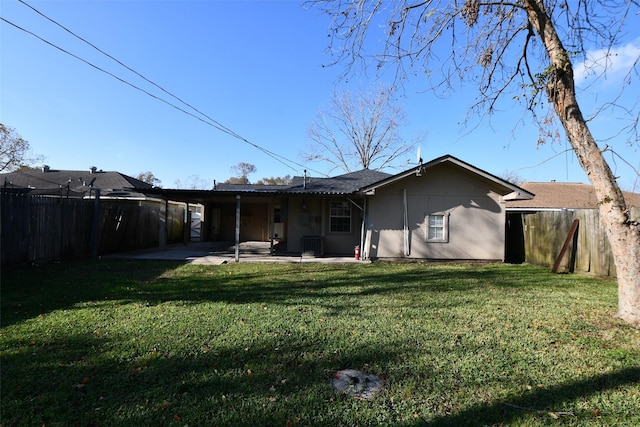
top-left (90, 166), bottom-right (97, 174)
top-left (42, 165), bottom-right (50, 172)
top-left (303, 169), bottom-right (307, 189)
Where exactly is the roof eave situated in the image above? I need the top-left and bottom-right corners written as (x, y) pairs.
top-left (360, 155), bottom-right (535, 198)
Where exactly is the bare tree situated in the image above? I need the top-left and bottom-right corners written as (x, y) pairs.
top-left (136, 171), bottom-right (162, 187)
top-left (305, 84), bottom-right (417, 173)
top-left (225, 162), bottom-right (257, 184)
top-left (500, 170), bottom-right (525, 186)
top-left (308, 0), bottom-right (640, 324)
top-left (0, 124), bottom-right (44, 172)
top-left (255, 175), bottom-right (293, 185)
top-left (174, 175), bottom-right (209, 189)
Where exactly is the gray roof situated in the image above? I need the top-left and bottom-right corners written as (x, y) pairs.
top-left (213, 183), bottom-right (288, 192)
top-left (1, 168), bottom-right (152, 198)
top-left (287, 169), bottom-right (392, 194)
top-left (210, 169), bottom-right (392, 195)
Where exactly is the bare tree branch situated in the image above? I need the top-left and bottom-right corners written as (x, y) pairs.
top-left (306, 0), bottom-right (640, 323)
top-left (304, 84), bottom-right (417, 172)
top-left (0, 124), bottom-right (44, 172)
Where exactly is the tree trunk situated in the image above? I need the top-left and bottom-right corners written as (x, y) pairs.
top-left (525, 0), bottom-right (640, 324)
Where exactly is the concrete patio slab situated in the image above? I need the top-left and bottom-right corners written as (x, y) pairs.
top-left (105, 241), bottom-right (368, 265)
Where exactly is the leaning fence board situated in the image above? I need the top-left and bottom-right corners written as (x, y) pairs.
top-left (521, 207), bottom-right (639, 278)
top-left (552, 219), bottom-right (580, 273)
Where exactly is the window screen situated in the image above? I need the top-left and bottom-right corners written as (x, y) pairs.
top-left (330, 201), bottom-right (351, 232)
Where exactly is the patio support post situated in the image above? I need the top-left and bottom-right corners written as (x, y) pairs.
top-left (183, 203), bottom-right (190, 245)
top-left (347, 196), bottom-right (366, 261)
top-left (235, 195), bottom-right (241, 262)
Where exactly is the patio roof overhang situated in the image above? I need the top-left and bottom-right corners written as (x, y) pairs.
top-left (137, 187), bottom-right (363, 205)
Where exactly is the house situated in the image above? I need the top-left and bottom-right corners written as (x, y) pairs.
top-left (141, 155), bottom-right (533, 261)
top-left (1, 165), bottom-right (153, 199)
top-left (198, 169), bottom-right (391, 255)
top-left (359, 155), bottom-right (533, 260)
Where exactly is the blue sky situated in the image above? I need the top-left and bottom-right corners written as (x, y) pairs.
top-left (1, 0), bottom-right (639, 190)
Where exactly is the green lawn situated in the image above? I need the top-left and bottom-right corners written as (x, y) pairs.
top-left (1, 260), bottom-right (638, 426)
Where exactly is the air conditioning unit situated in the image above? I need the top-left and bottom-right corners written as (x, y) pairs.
top-left (301, 236), bottom-right (324, 257)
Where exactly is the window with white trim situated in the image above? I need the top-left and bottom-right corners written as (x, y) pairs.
top-left (425, 213), bottom-right (448, 242)
top-left (330, 201), bottom-right (351, 233)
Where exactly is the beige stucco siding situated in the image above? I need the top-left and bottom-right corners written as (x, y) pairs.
top-left (286, 198), bottom-right (323, 253)
top-left (286, 197), bottom-right (362, 255)
top-left (365, 164), bottom-right (506, 260)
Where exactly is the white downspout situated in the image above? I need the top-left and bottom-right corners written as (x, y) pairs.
top-left (347, 196), bottom-right (366, 261)
top-left (403, 188), bottom-right (409, 257)
top-left (360, 198), bottom-right (367, 260)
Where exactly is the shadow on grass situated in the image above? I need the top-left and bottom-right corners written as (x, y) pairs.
top-left (3, 323), bottom-right (638, 426)
top-left (1, 323), bottom-right (410, 425)
top-left (1, 259), bottom-right (632, 425)
top-left (423, 366), bottom-right (640, 426)
top-left (1, 259), bottom-right (183, 327)
top-left (1, 259), bottom-right (600, 327)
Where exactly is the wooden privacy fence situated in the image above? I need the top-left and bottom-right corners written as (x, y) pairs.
top-left (1, 191), bottom-right (186, 266)
top-left (519, 207), bottom-right (639, 277)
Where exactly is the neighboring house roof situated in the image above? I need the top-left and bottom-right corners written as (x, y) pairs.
top-left (506, 182), bottom-right (640, 210)
top-left (1, 167), bottom-right (153, 198)
top-left (360, 154), bottom-right (534, 200)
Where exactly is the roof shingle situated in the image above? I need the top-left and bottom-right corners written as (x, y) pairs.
top-left (1, 168), bottom-right (152, 198)
top-left (506, 182), bottom-right (640, 209)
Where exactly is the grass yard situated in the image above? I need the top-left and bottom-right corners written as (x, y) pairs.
top-left (1, 260), bottom-right (639, 426)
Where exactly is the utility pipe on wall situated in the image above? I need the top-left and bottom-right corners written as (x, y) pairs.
top-left (403, 188), bottom-right (409, 257)
top-left (360, 198), bottom-right (367, 260)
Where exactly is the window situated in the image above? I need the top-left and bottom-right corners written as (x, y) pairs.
top-left (425, 213), bottom-right (448, 242)
top-left (330, 201), bottom-right (351, 233)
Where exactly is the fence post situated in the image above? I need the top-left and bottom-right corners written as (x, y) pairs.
top-left (159, 199), bottom-right (167, 250)
top-left (91, 189), bottom-right (101, 258)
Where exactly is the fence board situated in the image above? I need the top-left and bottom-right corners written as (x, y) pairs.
top-left (1, 191), bottom-right (187, 266)
top-left (521, 207), bottom-right (639, 278)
